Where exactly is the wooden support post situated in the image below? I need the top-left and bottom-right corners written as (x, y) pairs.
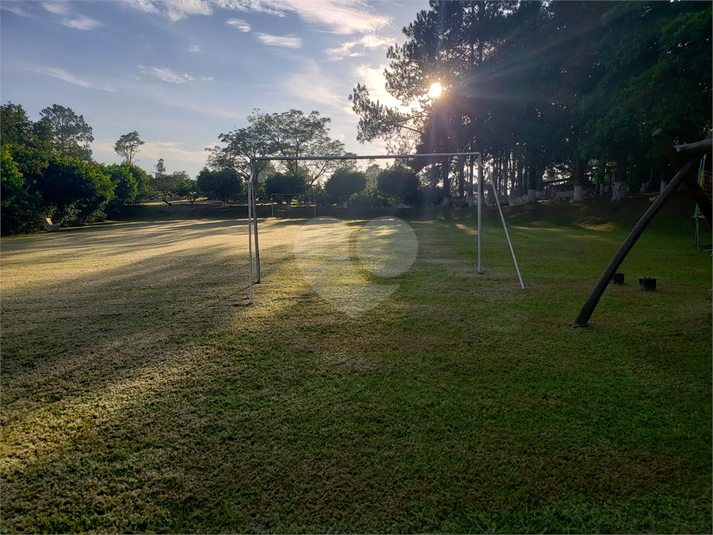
top-left (653, 129), bottom-right (712, 223)
top-left (652, 129), bottom-right (681, 170)
top-left (574, 158), bottom-right (697, 327)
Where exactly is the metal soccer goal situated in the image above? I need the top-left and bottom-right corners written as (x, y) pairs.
top-left (245, 151), bottom-right (524, 304)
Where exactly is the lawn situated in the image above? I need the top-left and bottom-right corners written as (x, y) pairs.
top-left (1, 197), bottom-right (711, 533)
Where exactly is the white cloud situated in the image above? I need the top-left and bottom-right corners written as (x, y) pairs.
top-left (225, 18), bottom-right (251, 31)
top-left (230, 0), bottom-right (390, 34)
top-left (1, 3), bottom-right (29, 17)
top-left (138, 65), bottom-right (195, 84)
top-left (119, 0), bottom-right (160, 16)
top-left (218, 0), bottom-right (285, 17)
top-left (42, 2), bottom-right (70, 16)
top-left (257, 33), bottom-right (302, 49)
top-left (353, 63), bottom-right (413, 111)
top-left (59, 15), bottom-right (102, 30)
top-left (120, 79), bottom-right (247, 120)
top-left (94, 140), bottom-right (213, 173)
top-left (326, 33), bottom-right (393, 61)
top-left (26, 64), bottom-right (116, 92)
top-left (189, 45), bottom-right (201, 52)
top-left (201, 76), bottom-right (214, 81)
top-left (165, 0), bottom-right (212, 21)
top-left (285, 60), bottom-right (344, 111)
top-left (120, 0), bottom-right (390, 34)
top-left (140, 141), bottom-right (211, 168)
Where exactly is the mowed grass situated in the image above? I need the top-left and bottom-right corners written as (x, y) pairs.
top-left (1, 199), bottom-right (711, 533)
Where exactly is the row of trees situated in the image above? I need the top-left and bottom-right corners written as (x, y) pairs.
top-left (257, 163), bottom-right (441, 209)
top-left (1, 103), bottom-right (155, 234)
top-left (0, 103), bottom-right (232, 235)
top-left (206, 108), bottom-right (446, 207)
top-left (350, 0), bottom-right (712, 202)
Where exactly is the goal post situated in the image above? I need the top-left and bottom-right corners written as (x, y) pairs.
top-left (245, 151), bottom-right (523, 304)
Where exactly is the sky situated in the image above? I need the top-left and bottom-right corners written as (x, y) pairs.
top-left (0, 0), bottom-right (431, 178)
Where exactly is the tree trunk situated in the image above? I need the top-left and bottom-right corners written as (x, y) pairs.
top-left (527, 165), bottom-right (537, 203)
top-left (441, 157), bottom-right (451, 206)
top-left (573, 158), bottom-right (584, 202)
top-left (457, 155), bottom-right (465, 199)
top-left (517, 162), bottom-right (524, 200)
top-left (611, 156), bottom-right (628, 201)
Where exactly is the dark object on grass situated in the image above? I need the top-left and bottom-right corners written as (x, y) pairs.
top-left (574, 129), bottom-right (712, 327)
top-left (613, 273), bottom-right (625, 284)
top-left (639, 277), bottom-right (656, 291)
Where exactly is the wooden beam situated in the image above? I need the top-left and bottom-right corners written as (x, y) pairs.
top-left (574, 158), bottom-right (698, 328)
top-left (675, 137), bottom-right (713, 161)
top-left (652, 129), bottom-right (682, 170)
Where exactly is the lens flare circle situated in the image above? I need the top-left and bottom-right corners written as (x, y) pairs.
top-left (356, 217), bottom-right (418, 278)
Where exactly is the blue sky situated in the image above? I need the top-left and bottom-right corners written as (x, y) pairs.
top-left (1, 0), bottom-right (430, 178)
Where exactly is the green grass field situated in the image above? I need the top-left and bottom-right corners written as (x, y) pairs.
top-left (1, 197), bottom-right (711, 533)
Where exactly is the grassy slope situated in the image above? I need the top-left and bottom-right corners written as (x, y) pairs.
top-left (1, 195), bottom-right (710, 533)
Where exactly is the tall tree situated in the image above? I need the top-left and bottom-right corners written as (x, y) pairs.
top-left (1, 144), bottom-right (44, 235)
top-left (249, 109), bottom-right (347, 186)
top-left (210, 109), bottom-right (347, 188)
top-left (196, 168), bottom-right (243, 206)
top-left (150, 159), bottom-right (184, 205)
top-left (325, 169), bottom-right (367, 207)
top-left (39, 104), bottom-right (94, 160)
top-left (33, 158), bottom-right (114, 223)
top-left (581, 1), bottom-right (712, 196)
top-left (114, 131), bottom-right (144, 163)
top-left (1, 102), bottom-right (35, 148)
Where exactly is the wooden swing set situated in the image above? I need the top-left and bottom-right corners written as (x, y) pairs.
top-left (574, 129), bottom-right (712, 327)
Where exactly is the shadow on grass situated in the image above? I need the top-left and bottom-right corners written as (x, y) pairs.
top-left (0, 217), bottom-right (710, 533)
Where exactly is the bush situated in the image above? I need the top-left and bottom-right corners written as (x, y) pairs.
top-left (349, 190), bottom-right (394, 210)
top-left (1, 146), bottom-right (44, 235)
top-left (197, 168), bottom-right (244, 204)
top-left (264, 173), bottom-right (307, 203)
top-left (377, 169), bottom-right (419, 205)
top-left (325, 169), bottom-right (367, 206)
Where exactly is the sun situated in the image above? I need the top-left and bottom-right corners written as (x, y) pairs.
top-left (428, 82), bottom-right (442, 98)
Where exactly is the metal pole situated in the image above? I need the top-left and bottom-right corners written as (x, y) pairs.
top-left (253, 151), bottom-right (482, 162)
top-left (477, 154), bottom-right (483, 274)
top-left (247, 174), bottom-right (253, 304)
top-left (485, 168), bottom-right (525, 289)
top-left (468, 155), bottom-right (474, 207)
top-left (252, 176), bottom-right (261, 283)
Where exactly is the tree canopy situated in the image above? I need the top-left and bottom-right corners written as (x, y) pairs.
top-left (209, 109), bottom-right (348, 187)
top-left (325, 169), bottom-right (367, 206)
top-left (351, 0), bottom-right (712, 201)
top-left (114, 131), bottom-right (145, 164)
top-left (40, 104), bottom-right (94, 161)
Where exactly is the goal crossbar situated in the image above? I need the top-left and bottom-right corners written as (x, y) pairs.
top-left (245, 151), bottom-right (523, 305)
top-left (251, 151), bottom-right (484, 162)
